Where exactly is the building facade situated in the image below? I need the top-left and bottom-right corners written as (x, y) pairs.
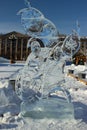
top-left (0, 31), bottom-right (30, 61)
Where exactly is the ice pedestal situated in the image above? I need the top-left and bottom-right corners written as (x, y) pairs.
top-left (20, 96), bottom-right (74, 119)
top-left (20, 86), bottom-right (74, 119)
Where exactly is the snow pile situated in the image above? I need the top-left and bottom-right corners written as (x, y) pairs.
top-left (0, 63), bottom-right (24, 80)
top-left (65, 64), bottom-right (86, 75)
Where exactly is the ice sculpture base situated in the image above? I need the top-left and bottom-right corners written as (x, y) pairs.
top-left (20, 97), bottom-right (74, 119)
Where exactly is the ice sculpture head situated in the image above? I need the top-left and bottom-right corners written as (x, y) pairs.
top-left (18, 0), bottom-right (58, 46)
top-left (17, 1), bottom-right (44, 35)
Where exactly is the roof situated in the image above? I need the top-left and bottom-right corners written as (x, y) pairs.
top-left (0, 31), bottom-right (30, 38)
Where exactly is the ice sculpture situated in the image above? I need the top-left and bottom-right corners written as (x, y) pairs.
top-left (15, 0), bottom-right (80, 119)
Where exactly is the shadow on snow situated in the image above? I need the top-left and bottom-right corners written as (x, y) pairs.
top-left (0, 123), bottom-right (18, 129)
top-left (73, 101), bottom-right (87, 123)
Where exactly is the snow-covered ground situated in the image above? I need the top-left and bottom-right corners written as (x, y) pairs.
top-left (0, 63), bottom-right (24, 80)
top-left (0, 60), bottom-right (87, 130)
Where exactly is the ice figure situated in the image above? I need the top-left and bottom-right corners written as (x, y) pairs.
top-left (15, 0), bottom-right (80, 119)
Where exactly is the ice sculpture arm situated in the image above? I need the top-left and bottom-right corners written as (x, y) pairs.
top-left (62, 31), bottom-right (80, 57)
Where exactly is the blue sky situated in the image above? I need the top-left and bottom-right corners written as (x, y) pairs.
top-left (0, 0), bottom-right (87, 36)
